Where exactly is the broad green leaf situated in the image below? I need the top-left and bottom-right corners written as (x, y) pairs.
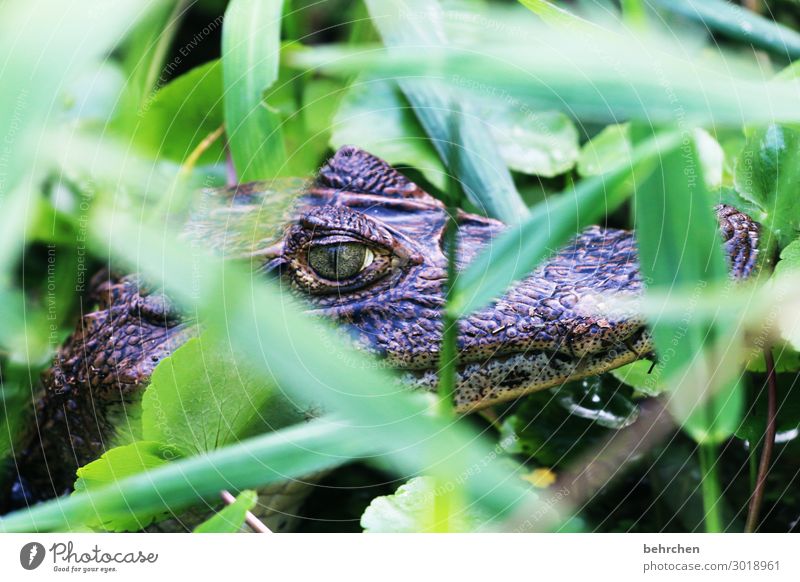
top-left (364, 0), bottom-right (528, 223)
top-left (73, 441), bottom-right (184, 532)
top-left (361, 476), bottom-right (487, 533)
top-left (331, 76), bottom-right (446, 190)
top-left (222, 0), bottom-right (287, 180)
top-left (134, 60), bottom-right (225, 166)
top-left (450, 131), bottom-right (680, 318)
top-left (194, 490), bottom-right (258, 533)
top-left (142, 335), bottom-right (306, 455)
top-left (482, 107), bottom-right (578, 178)
top-left (734, 124), bottom-right (800, 248)
top-left (735, 371), bottom-right (800, 443)
top-left (772, 238), bottom-right (800, 349)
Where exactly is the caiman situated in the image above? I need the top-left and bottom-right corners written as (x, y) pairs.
top-left (8, 146), bottom-right (760, 529)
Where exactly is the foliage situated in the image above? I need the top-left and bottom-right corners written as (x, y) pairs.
top-left (1, 0), bottom-right (800, 535)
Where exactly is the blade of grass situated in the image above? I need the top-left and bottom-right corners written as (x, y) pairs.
top-left (652, 0), bottom-right (800, 60)
top-left (291, 31), bottom-right (800, 125)
top-left (0, 416), bottom-right (375, 532)
top-left (364, 0), bottom-right (527, 223)
top-left (113, 0), bottom-right (190, 129)
top-left (449, 130), bottom-right (681, 318)
top-left (518, 0), bottom-right (598, 30)
top-left (631, 126), bottom-right (740, 531)
top-left (222, 0), bottom-right (287, 180)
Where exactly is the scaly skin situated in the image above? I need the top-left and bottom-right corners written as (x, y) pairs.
top-left (14, 146), bottom-right (760, 522)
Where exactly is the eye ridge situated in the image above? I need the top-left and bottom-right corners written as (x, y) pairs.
top-left (308, 241), bottom-right (374, 281)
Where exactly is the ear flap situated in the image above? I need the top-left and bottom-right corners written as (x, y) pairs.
top-left (317, 146), bottom-right (427, 199)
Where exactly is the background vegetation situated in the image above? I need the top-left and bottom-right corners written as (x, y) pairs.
top-left (1, 0), bottom-right (800, 533)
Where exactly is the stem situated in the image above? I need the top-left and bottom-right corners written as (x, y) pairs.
top-left (152, 125), bottom-right (225, 223)
top-left (697, 442), bottom-right (723, 532)
top-left (437, 203), bottom-right (459, 417)
top-left (220, 490), bottom-right (271, 534)
top-left (436, 115), bottom-right (463, 417)
top-left (745, 348), bottom-right (778, 533)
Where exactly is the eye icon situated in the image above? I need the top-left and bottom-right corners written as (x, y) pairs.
top-left (19, 542), bottom-right (45, 570)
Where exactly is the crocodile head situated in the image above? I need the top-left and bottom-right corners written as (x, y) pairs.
top-left (19, 146), bottom-right (758, 505)
top-left (191, 146), bottom-right (760, 412)
top-left (198, 146), bottom-right (655, 412)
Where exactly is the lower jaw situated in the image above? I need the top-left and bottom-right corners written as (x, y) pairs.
top-left (400, 329), bottom-right (653, 413)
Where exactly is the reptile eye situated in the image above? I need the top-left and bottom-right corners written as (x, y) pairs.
top-left (308, 242), bottom-right (374, 281)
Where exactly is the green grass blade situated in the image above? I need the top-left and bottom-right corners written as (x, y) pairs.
top-left (222, 0), bottom-right (287, 180)
top-left (0, 417), bottom-right (374, 532)
top-left (653, 0), bottom-right (800, 60)
top-left (113, 0), bottom-right (190, 130)
top-left (291, 33), bottom-right (800, 126)
top-left (631, 126), bottom-right (743, 443)
top-left (364, 0), bottom-right (527, 223)
top-left (450, 131), bottom-right (681, 318)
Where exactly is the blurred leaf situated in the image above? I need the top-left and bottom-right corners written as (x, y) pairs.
top-left (682, 377), bottom-right (744, 445)
top-left (578, 124), bottom-right (631, 177)
top-left (746, 344), bottom-right (800, 374)
top-left (1, 417), bottom-right (375, 532)
top-left (142, 335), bottom-right (305, 455)
top-left (360, 476), bottom-right (487, 533)
top-left (222, 0), bottom-right (287, 180)
top-left (735, 372), bottom-right (800, 442)
top-left (518, 0), bottom-right (597, 30)
top-left (580, 123), bottom-right (723, 189)
top-left (364, 0), bottom-right (528, 223)
top-left (734, 124), bottom-right (800, 248)
top-left (73, 441), bottom-right (184, 532)
top-left (113, 0), bottom-right (187, 129)
top-left (332, 75), bottom-right (579, 188)
top-left (482, 107), bottom-right (578, 177)
top-left (652, 0), bottom-right (800, 60)
top-left (772, 238), bottom-right (800, 349)
top-left (632, 127), bottom-right (742, 443)
top-left (59, 62), bottom-right (126, 124)
top-left (134, 60), bottom-right (225, 166)
top-left (694, 128), bottom-right (724, 190)
top-left (450, 130), bottom-right (680, 318)
top-left (331, 76), bottom-right (446, 189)
top-left (293, 28), bottom-right (800, 126)
top-left (612, 360), bottom-right (667, 396)
top-left (194, 490), bottom-right (257, 533)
